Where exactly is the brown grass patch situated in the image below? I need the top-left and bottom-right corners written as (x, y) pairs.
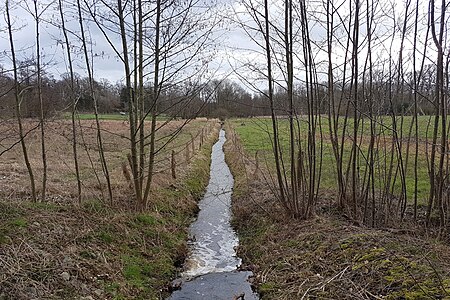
top-left (0, 118), bottom-right (217, 203)
top-left (0, 118), bottom-right (220, 299)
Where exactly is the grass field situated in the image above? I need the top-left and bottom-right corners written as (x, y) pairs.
top-left (1, 118), bottom-right (213, 202)
top-left (0, 117), bottom-right (219, 299)
top-left (229, 115), bottom-right (446, 203)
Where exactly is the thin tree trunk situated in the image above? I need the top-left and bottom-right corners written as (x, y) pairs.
top-left (285, 0), bottom-right (297, 216)
top-left (326, 0), bottom-right (345, 210)
top-left (58, 0), bottom-right (82, 203)
top-left (132, 0), bottom-right (141, 200)
top-left (265, 0), bottom-right (287, 210)
top-left (429, 0), bottom-right (447, 228)
top-left (138, 0), bottom-right (145, 195)
top-left (6, 0), bottom-right (37, 202)
top-left (426, 0), bottom-right (444, 226)
top-left (34, 0), bottom-right (47, 202)
top-left (412, 0), bottom-right (420, 221)
top-left (76, 0), bottom-right (113, 204)
top-left (143, 0), bottom-right (161, 209)
top-left (351, 0), bottom-right (360, 218)
top-left (118, 0), bottom-right (141, 207)
top-left (365, 0), bottom-right (376, 226)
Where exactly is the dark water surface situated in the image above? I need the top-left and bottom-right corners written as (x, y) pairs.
top-left (169, 129), bottom-right (258, 300)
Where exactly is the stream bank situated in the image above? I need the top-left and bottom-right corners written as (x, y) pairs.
top-left (224, 122), bottom-right (450, 299)
top-left (169, 129), bottom-right (258, 300)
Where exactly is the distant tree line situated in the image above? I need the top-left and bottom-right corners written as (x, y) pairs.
top-left (1, 67), bottom-right (120, 117)
top-left (1, 65), bottom-right (443, 120)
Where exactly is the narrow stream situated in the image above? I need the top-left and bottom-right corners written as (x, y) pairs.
top-left (169, 129), bottom-right (258, 300)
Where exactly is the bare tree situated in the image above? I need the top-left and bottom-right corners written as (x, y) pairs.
top-left (76, 0), bottom-right (113, 204)
top-left (58, 0), bottom-right (82, 203)
top-left (5, 0), bottom-right (37, 202)
top-left (85, 0), bottom-right (219, 209)
top-left (142, 0), bottom-right (161, 209)
top-left (427, 0), bottom-right (447, 228)
top-left (32, 0), bottom-right (47, 202)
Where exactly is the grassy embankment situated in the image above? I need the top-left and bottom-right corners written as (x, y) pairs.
top-left (0, 118), bottom-right (219, 299)
top-left (225, 120), bottom-right (450, 299)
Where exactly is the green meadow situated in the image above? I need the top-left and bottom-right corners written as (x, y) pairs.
top-left (229, 115), bottom-right (445, 203)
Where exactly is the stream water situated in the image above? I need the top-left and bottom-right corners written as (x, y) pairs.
top-left (169, 129), bottom-right (259, 300)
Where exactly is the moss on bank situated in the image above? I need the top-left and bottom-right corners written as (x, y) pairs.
top-left (0, 127), bottom-right (218, 300)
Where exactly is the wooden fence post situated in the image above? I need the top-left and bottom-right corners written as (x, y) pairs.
top-left (200, 128), bottom-right (204, 148)
top-left (253, 150), bottom-right (260, 178)
top-left (171, 150), bottom-right (176, 179)
top-left (185, 144), bottom-right (190, 164)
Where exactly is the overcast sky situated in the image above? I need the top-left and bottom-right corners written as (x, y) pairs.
top-left (0, 0), bottom-right (255, 85)
top-left (1, 0), bottom-right (131, 83)
top-left (0, 0), bottom-right (441, 91)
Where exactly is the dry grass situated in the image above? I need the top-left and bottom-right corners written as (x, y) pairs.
top-left (0, 118), bottom-right (220, 299)
top-left (0, 118), bottom-right (216, 203)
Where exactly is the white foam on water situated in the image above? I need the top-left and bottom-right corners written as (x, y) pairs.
top-left (182, 130), bottom-right (242, 278)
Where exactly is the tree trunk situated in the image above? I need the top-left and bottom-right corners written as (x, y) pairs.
top-left (6, 0), bottom-right (37, 202)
